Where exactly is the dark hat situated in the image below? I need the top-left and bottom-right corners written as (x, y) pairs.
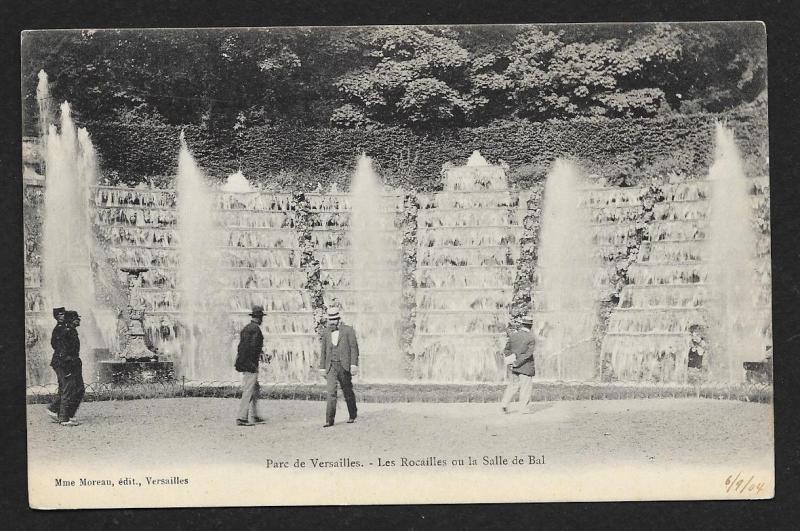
top-left (64, 310), bottom-right (81, 321)
top-left (52, 307), bottom-right (66, 318)
top-left (249, 305), bottom-right (265, 317)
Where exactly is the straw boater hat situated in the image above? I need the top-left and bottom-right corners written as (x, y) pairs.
top-left (249, 305), bottom-right (265, 317)
top-left (326, 307), bottom-right (341, 321)
top-left (521, 315), bottom-right (534, 326)
top-left (52, 307), bottom-right (66, 319)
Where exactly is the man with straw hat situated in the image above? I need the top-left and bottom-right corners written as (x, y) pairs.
top-left (234, 305), bottom-right (269, 426)
top-left (500, 315), bottom-right (537, 414)
top-left (318, 307), bottom-right (359, 428)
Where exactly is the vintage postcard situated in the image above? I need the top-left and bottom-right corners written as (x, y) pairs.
top-left (22, 23), bottom-right (772, 508)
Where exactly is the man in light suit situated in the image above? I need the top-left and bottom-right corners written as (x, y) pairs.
top-left (318, 307), bottom-right (359, 428)
top-left (501, 315), bottom-right (537, 413)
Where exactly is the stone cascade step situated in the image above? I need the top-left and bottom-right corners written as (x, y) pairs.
top-left (84, 186), bottom-right (318, 382)
top-left (412, 166), bottom-right (529, 381)
top-left (600, 176), bottom-right (771, 383)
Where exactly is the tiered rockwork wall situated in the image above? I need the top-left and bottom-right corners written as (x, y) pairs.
top-left (601, 177), bottom-right (772, 383)
top-left (95, 187), bottom-right (318, 382)
top-left (412, 164), bottom-right (529, 381)
top-left (307, 192), bottom-right (406, 379)
top-left (23, 169), bottom-right (772, 385)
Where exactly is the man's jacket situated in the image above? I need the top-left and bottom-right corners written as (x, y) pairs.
top-left (49, 323), bottom-right (67, 368)
top-left (235, 322), bottom-right (263, 373)
top-left (54, 327), bottom-right (81, 370)
top-left (319, 324), bottom-right (359, 370)
top-left (504, 328), bottom-right (536, 377)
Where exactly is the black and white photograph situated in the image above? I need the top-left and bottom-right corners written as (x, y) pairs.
top-left (21, 23), bottom-right (773, 507)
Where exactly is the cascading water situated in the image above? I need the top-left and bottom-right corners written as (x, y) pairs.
top-left (25, 104), bottom-right (771, 386)
top-left (413, 152), bottom-right (524, 381)
top-left (222, 170), bottom-right (254, 193)
top-left (39, 99), bottom-right (119, 381)
top-left (175, 134), bottom-right (229, 379)
top-left (90, 179), bottom-right (317, 383)
top-left (707, 123), bottom-right (769, 382)
top-left (533, 159), bottom-right (599, 380)
top-left (36, 70), bottom-right (51, 150)
top-left (600, 179), bottom-right (712, 383)
top-left (349, 154), bottom-right (404, 379)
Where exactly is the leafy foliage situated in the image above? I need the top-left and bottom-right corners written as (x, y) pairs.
top-left (503, 27), bottom-right (678, 119)
top-left (22, 24), bottom-right (767, 133)
top-left (332, 27), bottom-right (476, 126)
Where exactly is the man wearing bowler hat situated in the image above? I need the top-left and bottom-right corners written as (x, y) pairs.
top-left (234, 305), bottom-right (269, 426)
top-left (318, 307), bottom-right (359, 427)
top-left (45, 307), bottom-right (67, 422)
top-left (500, 315), bottom-right (537, 413)
top-left (56, 310), bottom-right (85, 426)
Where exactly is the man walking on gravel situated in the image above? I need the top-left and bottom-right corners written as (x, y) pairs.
top-left (318, 307), bottom-right (359, 428)
top-left (56, 310), bottom-right (85, 426)
top-left (501, 315), bottom-right (537, 413)
top-left (46, 307), bottom-right (67, 422)
top-left (234, 305), bottom-right (269, 426)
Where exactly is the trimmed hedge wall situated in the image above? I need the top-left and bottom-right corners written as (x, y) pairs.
top-left (26, 381), bottom-right (773, 404)
top-left (85, 111), bottom-right (768, 191)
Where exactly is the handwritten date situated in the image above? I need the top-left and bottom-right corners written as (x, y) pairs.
top-left (724, 472), bottom-right (766, 496)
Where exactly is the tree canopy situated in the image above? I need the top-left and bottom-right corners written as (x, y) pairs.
top-left (21, 23), bottom-right (766, 135)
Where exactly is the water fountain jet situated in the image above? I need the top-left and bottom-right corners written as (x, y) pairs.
top-left (349, 154), bottom-right (404, 379)
top-left (707, 122), bottom-right (768, 383)
top-left (533, 159), bottom-right (600, 380)
top-left (38, 98), bottom-right (119, 381)
top-left (176, 133), bottom-right (229, 379)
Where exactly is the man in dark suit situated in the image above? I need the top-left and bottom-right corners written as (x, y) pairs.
top-left (234, 305), bottom-right (269, 426)
top-left (501, 315), bottom-right (537, 413)
top-left (46, 307), bottom-right (67, 422)
top-left (318, 307), bottom-right (359, 427)
top-left (57, 310), bottom-right (85, 426)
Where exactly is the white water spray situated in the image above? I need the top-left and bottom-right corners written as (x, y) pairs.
top-left (349, 154), bottom-right (403, 379)
top-left (534, 159), bottom-right (599, 380)
top-left (222, 170), bottom-right (254, 193)
top-left (40, 100), bottom-right (118, 380)
top-left (36, 70), bottom-right (51, 149)
top-left (707, 123), bottom-right (767, 382)
top-left (176, 133), bottom-right (229, 379)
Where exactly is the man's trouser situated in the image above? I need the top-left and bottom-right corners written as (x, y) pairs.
top-left (501, 372), bottom-right (533, 409)
top-left (237, 371), bottom-right (261, 421)
top-left (47, 366), bottom-right (66, 417)
top-left (325, 361), bottom-right (357, 424)
top-left (59, 360), bottom-right (85, 422)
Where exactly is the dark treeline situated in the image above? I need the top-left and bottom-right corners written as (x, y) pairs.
top-left (21, 24), bottom-right (766, 135)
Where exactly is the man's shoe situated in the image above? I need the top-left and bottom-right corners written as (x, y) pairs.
top-left (236, 419), bottom-right (254, 426)
top-left (252, 417), bottom-right (267, 424)
top-left (323, 422), bottom-right (334, 428)
top-left (60, 420), bottom-right (80, 426)
top-left (347, 417), bottom-right (356, 424)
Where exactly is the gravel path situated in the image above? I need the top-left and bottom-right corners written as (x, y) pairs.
top-left (27, 397), bottom-right (773, 471)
